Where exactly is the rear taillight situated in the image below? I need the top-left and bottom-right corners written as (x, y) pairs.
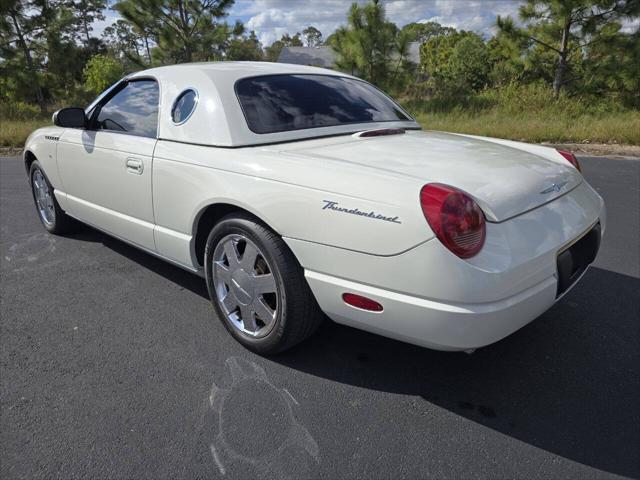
top-left (557, 149), bottom-right (581, 172)
top-left (420, 183), bottom-right (486, 259)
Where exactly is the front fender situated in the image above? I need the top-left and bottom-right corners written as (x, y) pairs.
top-left (23, 126), bottom-right (65, 190)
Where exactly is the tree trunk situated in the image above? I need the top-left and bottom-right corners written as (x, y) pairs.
top-left (553, 20), bottom-right (571, 98)
top-left (10, 10), bottom-right (46, 111)
top-left (143, 33), bottom-right (152, 64)
top-left (83, 15), bottom-right (91, 47)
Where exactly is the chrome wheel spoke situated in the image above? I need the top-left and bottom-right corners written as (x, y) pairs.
top-left (221, 291), bottom-right (237, 313)
top-left (214, 261), bottom-right (231, 283)
top-left (239, 305), bottom-right (257, 332)
top-left (253, 273), bottom-right (276, 295)
top-left (223, 240), bottom-right (240, 267)
top-left (253, 297), bottom-right (276, 326)
top-left (240, 242), bottom-right (258, 270)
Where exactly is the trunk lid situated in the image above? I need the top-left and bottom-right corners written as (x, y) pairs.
top-left (276, 130), bottom-right (582, 222)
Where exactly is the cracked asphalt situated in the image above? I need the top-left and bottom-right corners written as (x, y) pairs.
top-left (1, 155), bottom-right (639, 479)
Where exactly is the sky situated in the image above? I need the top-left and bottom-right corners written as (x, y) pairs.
top-left (96, 0), bottom-right (525, 46)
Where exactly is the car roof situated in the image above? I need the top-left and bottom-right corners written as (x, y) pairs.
top-left (125, 62), bottom-right (418, 148)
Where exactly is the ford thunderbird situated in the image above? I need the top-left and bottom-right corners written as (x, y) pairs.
top-left (24, 62), bottom-right (605, 354)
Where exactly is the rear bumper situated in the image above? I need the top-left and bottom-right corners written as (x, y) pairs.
top-left (305, 219), bottom-right (602, 351)
top-left (289, 181), bottom-right (605, 351)
top-left (305, 270), bottom-right (558, 351)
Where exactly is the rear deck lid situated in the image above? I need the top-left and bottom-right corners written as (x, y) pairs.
top-left (277, 130), bottom-right (582, 222)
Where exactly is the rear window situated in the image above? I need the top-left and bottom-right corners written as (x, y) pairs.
top-left (235, 74), bottom-right (412, 134)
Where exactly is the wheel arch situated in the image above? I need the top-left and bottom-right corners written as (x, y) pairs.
top-left (24, 150), bottom-right (37, 174)
top-left (192, 201), bottom-right (282, 268)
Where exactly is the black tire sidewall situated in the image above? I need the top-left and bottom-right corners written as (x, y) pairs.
top-left (204, 215), bottom-right (292, 354)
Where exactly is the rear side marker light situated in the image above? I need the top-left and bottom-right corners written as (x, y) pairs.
top-left (342, 293), bottom-right (384, 312)
top-left (420, 183), bottom-right (486, 259)
top-left (557, 149), bottom-right (581, 172)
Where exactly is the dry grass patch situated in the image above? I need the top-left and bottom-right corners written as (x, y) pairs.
top-left (411, 111), bottom-right (640, 145)
top-left (0, 119), bottom-right (51, 147)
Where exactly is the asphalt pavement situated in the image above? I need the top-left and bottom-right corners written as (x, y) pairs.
top-left (1, 155), bottom-right (639, 479)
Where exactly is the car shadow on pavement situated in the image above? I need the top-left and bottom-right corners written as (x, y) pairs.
top-left (69, 227), bottom-right (210, 300)
top-left (70, 227), bottom-right (639, 477)
top-left (273, 267), bottom-right (640, 479)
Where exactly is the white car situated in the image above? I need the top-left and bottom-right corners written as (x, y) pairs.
top-left (24, 62), bottom-right (605, 354)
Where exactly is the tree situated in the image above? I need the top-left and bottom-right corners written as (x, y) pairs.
top-left (114, 0), bottom-right (234, 63)
top-left (421, 30), bottom-right (490, 94)
top-left (226, 31), bottom-right (263, 60)
top-left (302, 25), bottom-right (322, 46)
top-left (1, 0), bottom-right (47, 109)
top-left (103, 19), bottom-right (146, 65)
top-left (401, 21), bottom-right (455, 44)
top-left (330, 0), bottom-right (399, 88)
top-left (579, 24), bottom-right (640, 103)
top-left (264, 32), bottom-right (303, 62)
top-left (66, 0), bottom-right (107, 48)
top-left (497, 0), bottom-right (640, 97)
top-left (83, 54), bottom-right (125, 94)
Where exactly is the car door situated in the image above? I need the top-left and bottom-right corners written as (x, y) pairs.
top-left (57, 79), bottom-right (159, 251)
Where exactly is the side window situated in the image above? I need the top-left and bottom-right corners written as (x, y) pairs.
top-left (171, 89), bottom-right (198, 124)
top-left (95, 80), bottom-right (159, 138)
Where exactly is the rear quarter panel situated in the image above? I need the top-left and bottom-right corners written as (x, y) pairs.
top-left (152, 140), bottom-right (433, 262)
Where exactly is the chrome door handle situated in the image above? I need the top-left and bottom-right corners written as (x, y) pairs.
top-left (126, 157), bottom-right (144, 174)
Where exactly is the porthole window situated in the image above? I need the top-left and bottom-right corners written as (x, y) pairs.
top-left (171, 89), bottom-right (198, 124)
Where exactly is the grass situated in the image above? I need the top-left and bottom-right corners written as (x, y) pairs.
top-left (402, 83), bottom-right (640, 145)
top-left (0, 119), bottom-right (51, 147)
top-left (409, 110), bottom-right (640, 145)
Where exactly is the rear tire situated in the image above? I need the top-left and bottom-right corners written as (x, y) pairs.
top-left (29, 161), bottom-right (75, 234)
top-left (204, 212), bottom-right (323, 354)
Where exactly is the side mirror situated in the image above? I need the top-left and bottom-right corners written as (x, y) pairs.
top-left (53, 107), bottom-right (87, 128)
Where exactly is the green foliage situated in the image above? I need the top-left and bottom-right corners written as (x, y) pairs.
top-left (401, 21), bottom-right (455, 43)
top-left (302, 26), bottom-right (323, 47)
top-left (226, 31), bottom-right (263, 61)
top-left (420, 31), bottom-right (490, 94)
top-left (497, 0), bottom-right (640, 96)
top-left (102, 19), bottom-right (151, 67)
top-left (83, 54), bottom-right (126, 94)
top-left (0, 101), bottom-right (41, 121)
top-left (330, 0), bottom-right (412, 91)
top-left (114, 0), bottom-right (235, 63)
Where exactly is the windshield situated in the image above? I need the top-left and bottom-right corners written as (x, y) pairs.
top-left (235, 74), bottom-right (412, 134)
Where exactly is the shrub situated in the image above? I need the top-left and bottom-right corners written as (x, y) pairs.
top-left (83, 54), bottom-right (125, 95)
top-left (0, 101), bottom-right (42, 121)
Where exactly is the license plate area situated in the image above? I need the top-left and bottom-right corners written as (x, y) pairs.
top-left (556, 222), bottom-right (601, 297)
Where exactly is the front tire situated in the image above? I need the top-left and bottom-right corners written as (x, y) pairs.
top-left (29, 161), bottom-right (74, 234)
top-left (204, 213), bottom-right (323, 354)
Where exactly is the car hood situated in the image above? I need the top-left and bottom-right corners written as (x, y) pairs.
top-left (277, 130), bottom-right (582, 222)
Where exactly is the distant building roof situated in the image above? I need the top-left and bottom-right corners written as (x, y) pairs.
top-left (277, 42), bottom-right (421, 68)
top-left (278, 46), bottom-right (336, 68)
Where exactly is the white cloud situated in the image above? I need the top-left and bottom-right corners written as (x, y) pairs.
top-left (92, 0), bottom-right (527, 46)
top-left (233, 0), bottom-right (524, 45)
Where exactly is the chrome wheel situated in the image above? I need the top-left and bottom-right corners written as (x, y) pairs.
top-left (32, 170), bottom-right (55, 226)
top-left (213, 234), bottom-right (279, 338)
